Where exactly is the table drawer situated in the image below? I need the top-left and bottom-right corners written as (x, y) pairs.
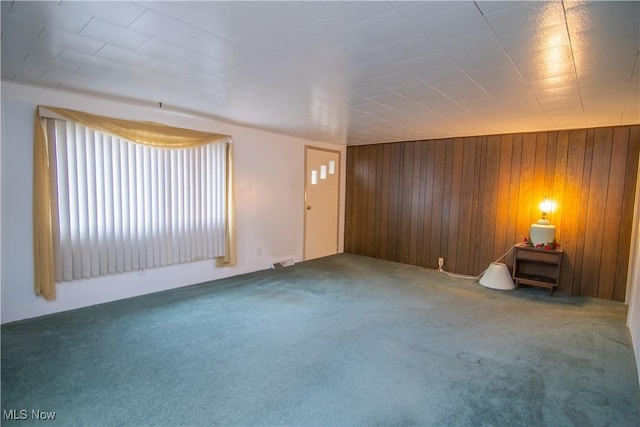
top-left (516, 249), bottom-right (559, 263)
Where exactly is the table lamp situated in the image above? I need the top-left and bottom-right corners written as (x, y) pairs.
top-left (530, 197), bottom-right (556, 246)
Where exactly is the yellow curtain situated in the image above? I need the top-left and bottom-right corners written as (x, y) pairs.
top-left (33, 106), bottom-right (236, 300)
top-left (216, 143), bottom-right (237, 267)
top-left (33, 113), bottom-right (56, 299)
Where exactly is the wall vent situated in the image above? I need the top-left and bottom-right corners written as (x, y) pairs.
top-left (272, 258), bottom-right (295, 269)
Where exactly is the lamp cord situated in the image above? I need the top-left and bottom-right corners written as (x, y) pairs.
top-left (438, 244), bottom-right (517, 281)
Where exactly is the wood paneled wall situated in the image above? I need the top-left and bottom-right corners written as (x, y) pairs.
top-left (345, 125), bottom-right (640, 301)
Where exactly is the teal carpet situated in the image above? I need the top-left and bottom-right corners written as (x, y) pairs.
top-left (2, 253), bottom-right (639, 426)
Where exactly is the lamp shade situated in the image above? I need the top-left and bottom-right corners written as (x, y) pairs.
top-left (479, 262), bottom-right (515, 290)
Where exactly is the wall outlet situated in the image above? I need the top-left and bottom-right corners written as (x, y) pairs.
top-left (438, 257), bottom-right (445, 271)
top-left (257, 247), bottom-right (263, 256)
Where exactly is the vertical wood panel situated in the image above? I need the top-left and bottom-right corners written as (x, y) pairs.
top-left (365, 145), bottom-right (377, 257)
top-left (387, 143), bottom-right (402, 261)
top-left (409, 142), bottom-right (422, 265)
top-left (530, 132), bottom-right (548, 227)
top-left (399, 142), bottom-right (414, 264)
top-left (560, 129), bottom-right (586, 294)
top-left (579, 128), bottom-right (613, 297)
top-left (373, 145), bottom-right (383, 257)
top-left (598, 127), bottom-right (628, 299)
top-left (480, 135), bottom-right (500, 268)
top-left (345, 125), bottom-right (639, 301)
top-left (344, 146), bottom-right (354, 253)
top-left (447, 138), bottom-right (464, 272)
top-left (440, 139), bottom-right (454, 260)
top-left (457, 138), bottom-right (477, 274)
top-left (471, 138), bottom-right (484, 273)
top-left (355, 146), bottom-right (366, 256)
top-left (421, 141), bottom-right (436, 268)
top-left (378, 144), bottom-right (392, 259)
top-left (551, 132), bottom-right (569, 245)
top-left (494, 134), bottom-right (513, 260)
top-left (518, 134), bottom-right (536, 240)
top-left (416, 141), bottom-right (428, 266)
top-left (430, 139), bottom-right (446, 269)
top-left (505, 134), bottom-right (523, 254)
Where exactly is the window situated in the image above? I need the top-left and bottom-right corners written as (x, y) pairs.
top-left (33, 106), bottom-right (235, 299)
top-left (46, 118), bottom-right (228, 282)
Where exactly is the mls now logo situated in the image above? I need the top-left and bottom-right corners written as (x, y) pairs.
top-left (3, 409), bottom-right (56, 420)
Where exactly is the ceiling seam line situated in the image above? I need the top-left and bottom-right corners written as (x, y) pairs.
top-left (620, 50), bottom-right (640, 124)
top-left (561, 0), bottom-right (586, 123)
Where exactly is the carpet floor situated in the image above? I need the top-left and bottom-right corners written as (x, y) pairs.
top-left (2, 253), bottom-right (639, 426)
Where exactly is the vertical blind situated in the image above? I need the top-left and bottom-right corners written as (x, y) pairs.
top-left (46, 118), bottom-right (227, 282)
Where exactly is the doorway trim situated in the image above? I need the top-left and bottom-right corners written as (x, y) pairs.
top-left (303, 145), bottom-right (342, 261)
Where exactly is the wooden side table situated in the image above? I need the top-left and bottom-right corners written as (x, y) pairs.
top-left (512, 243), bottom-right (563, 296)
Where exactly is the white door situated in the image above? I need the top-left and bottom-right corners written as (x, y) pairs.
top-left (304, 147), bottom-right (340, 260)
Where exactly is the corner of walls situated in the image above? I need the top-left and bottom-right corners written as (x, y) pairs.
top-left (0, 82), bottom-right (346, 323)
top-left (626, 150), bottom-right (640, 387)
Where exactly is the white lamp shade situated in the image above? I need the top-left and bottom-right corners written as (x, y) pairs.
top-left (479, 262), bottom-right (515, 290)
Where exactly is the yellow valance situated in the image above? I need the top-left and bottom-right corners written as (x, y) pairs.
top-left (38, 106), bottom-right (230, 148)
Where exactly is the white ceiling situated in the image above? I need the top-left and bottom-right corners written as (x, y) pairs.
top-left (2, 1), bottom-right (639, 145)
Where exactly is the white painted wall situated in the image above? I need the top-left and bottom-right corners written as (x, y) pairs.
top-left (0, 82), bottom-right (346, 323)
top-left (627, 152), bottom-right (640, 386)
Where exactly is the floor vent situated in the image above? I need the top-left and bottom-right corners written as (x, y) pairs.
top-left (272, 258), bottom-right (295, 269)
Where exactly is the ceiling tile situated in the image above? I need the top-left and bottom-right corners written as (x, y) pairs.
top-left (342, 10), bottom-right (416, 47)
top-left (135, 38), bottom-right (194, 63)
top-left (483, 1), bottom-right (565, 38)
top-left (80, 18), bottom-right (150, 50)
top-left (11, 56), bottom-right (48, 82)
top-left (95, 44), bottom-right (155, 68)
top-left (306, 1), bottom-right (393, 27)
top-left (348, 57), bottom-right (402, 81)
top-left (60, 1), bottom-right (146, 27)
top-left (565, 1), bottom-right (640, 32)
top-left (1, 50), bottom-right (26, 80)
top-left (391, 82), bottom-right (441, 100)
top-left (400, 53), bottom-right (458, 77)
top-left (9, 1), bottom-right (91, 33)
top-left (39, 28), bottom-right (105, 56)
top-left (129, 9), bottom-right (202, 45)
top-left (135, 1), bottom-right (201, 19)
top-left (414, 3), bottom-right (488, 43)
top-left (435, 29), bottom-right (503, 59)
top-left (475, 1), bottom-right (529, 16)
top-left (180, 1), bottom-right (254, 39)
top-left (371, 72), bottom-right (422, 89)
top-left (181, 32), bottom-right (241, 62)
top-left (453, 49), bottom-right (515, 74)
top-left (284, 18), bottom-right (354, 53)
top-left (351, 83), bottom-right (396, 99)
top-left (373, 34), bottom-right (438, 62)
top-left (1, 10), bottom-right (45, 39)
top-left (507, 45), bottom-right (575, 81)
top-left (225, 1), bottom-right (319, 41)
top-left (389, 1), bottom-right (468, 23)
top-left (56, 50), bottom-right (116, 71)
top-left (0, 19), bottom-right (62, 61)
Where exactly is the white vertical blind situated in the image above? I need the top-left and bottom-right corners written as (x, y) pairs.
top-left (46, 118), bottom-right (227, 282)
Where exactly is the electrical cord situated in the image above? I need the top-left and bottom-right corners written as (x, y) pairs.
top-left (438, 244), bottom-right (517, 281)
